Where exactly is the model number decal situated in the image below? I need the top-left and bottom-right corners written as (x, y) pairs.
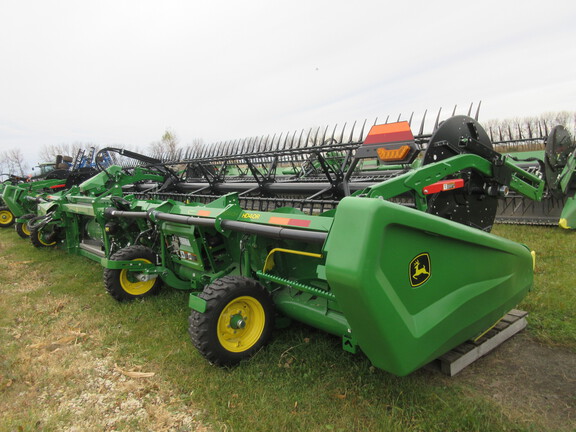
top-left (242, 213), bottom-right (261, 220)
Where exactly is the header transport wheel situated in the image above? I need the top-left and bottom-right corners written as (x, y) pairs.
top-left (189, 276), bottom-right (275, 366)
top-left (104, 245), bottom-right (162, 301)
top-left (15, 213), bottom-right (34, 238)
top-left (422, 115), bottom-right (498, 232)
top-left (0, 206), bottom-right (15, 228)
top-left (30, 224), bottom-right (59, 248)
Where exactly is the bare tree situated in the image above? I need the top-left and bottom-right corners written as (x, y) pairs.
top-left (0, 149), bottom-right (28, 176)
top-left (148, 129), bottom-right (180, 159)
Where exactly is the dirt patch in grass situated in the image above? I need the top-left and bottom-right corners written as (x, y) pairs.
top-left (2, 337), bottom-right (209, 431)
top-left (0, 255), bottom-right (211, 432)
top-left (454, 332), bottom-right (576, 431)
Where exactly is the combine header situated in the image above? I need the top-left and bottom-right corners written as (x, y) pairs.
top-left (489, 122), bottom-right (576, 227)
top-left (22, 111), bottom-right (574, 375)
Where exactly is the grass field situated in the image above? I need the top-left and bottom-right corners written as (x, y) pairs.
top-left (0, 225), bottom-right (574, 431)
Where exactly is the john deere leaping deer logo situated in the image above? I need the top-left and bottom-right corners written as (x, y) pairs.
top-left (409, 253), bottom-right (431, 287)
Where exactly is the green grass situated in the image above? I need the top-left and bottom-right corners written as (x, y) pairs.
top-left (0, 225), bottom-right (574, 431)
top-left (492, 225), bottom-right (576, 348)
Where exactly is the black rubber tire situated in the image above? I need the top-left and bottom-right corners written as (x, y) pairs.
top-left (189, 276), bottom-right (274, 366)
top-left (104, 245), bottom-right (162, 302)
top-left (0, 206), bottom-right (15, 228)
top-left (15, 213), bottom-right (35, 238)
top-left (30, 225), bottom-right (59, 248)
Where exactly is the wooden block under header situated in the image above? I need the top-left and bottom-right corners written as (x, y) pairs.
top-left (426, 309), bottom-right (528, 376)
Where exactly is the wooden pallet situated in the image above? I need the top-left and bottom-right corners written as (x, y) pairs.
top-left (427, 309), bottom-right (528, 376)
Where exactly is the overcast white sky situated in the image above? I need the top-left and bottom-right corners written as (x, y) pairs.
top-left (1, 0), bottom-right (575, 167)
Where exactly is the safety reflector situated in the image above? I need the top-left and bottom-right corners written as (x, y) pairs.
top-left (268, 216), bottom-right (311, 227)
top-left (197, 210), bottom-right (211, 216)
top-left (377, 145), bottom-right (411, 162)
top-left (363, 121), bottom-right (414, 146)
top-left (423, 179), bottom-right (465, 195)
top-left (49, 184), bottom-right (66, 189)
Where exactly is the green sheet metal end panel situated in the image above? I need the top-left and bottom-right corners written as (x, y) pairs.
top-left (559, 195), bottom-right (576, 229)
top-left (324, 197), bottom-right (533, 376)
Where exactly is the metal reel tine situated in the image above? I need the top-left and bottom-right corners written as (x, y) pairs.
top-left (339, 123), bottom-right (347, 144)
top-left (397, 113), bottom-right (401, 122)
top-left (408, 112), bottom-right (414, 127)
top-left (304, 128), bottom-right (313, 148)
top-left (290, 129), bottom-right (298, 149)
top-left (499, 126), bottom-right (504, 142)
top-left (348, 120), bottom-right (357, 143)
top-left (217, 142), bottom-right (227, 157)
top-left (311, 128), bottom-right (320, 147)
top-left (434, 107), bottom-right (442, 130)
top-left (210, 142), bottom-right (219, 158)
top-left (488, 126), bottom-right (494, 142)
top-left (452, 105), bottom-right (457, 116)
top-left (277, 132), bottom-right (285, 150)
top-left (527, 123), bottom-right (533, 139)
top-left (269, 133), bottom-right (277, 152)
top-left (234, 139), bottom-right (243, 156)
top-left (517, 123), bottom-right (523, 140)
top-left (544, 121), bottom-right (549, 137)
top-left (237, 138), bottom-right (245, 156)
top-left (358, 119), bottom-right (367, 141)
top-left (224, 141), bottom-right (234, 157)
top-left (330, 124), bottom-right (338, 144)
top-left (320, 125), bottom-right (328, 145)
top-left (281, 131), bottom-right (290, 150)
top-left (297, 129), bottom-right (305, 148)
top-left (255, 136), bottom-right (265, 153)
top-left (475, 101), bottom-right (482, 120)
top-left (202, 145), bottom-right (211, 159)
top-left (218, 141), bottom-right (228, 157)
top-left (418, 109), bottom-right (428, 136)
top-left (238, 138), bottom-right (247, 156)
top-left (282, 131), bottom-right (296, 150)
top-left (384, 115), bottom-right (390, 124)
top-left (257, 135), bottom-right (264, 152)
top-left (467, 102), bottom-right (473, 117)
top-left (508, 125), bottom-right (513, 141)
top-left (373, 117), bottom-right (378, 126)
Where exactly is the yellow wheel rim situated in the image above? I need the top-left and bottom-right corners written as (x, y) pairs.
top-left (119, 258), bottom-right (155, 295)
top-left (0, 210), bottom-right (13, 226)
top-left (217, 296), bottom-right (265, 353)
top-left (37, 230), bottom-right (56, 246)
top-left (22, 223), bottom-right (31, 236)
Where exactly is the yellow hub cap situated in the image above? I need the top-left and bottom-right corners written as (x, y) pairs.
top-left (119, 258), bottom-right (155, 295)
top-left (0, 210), bottom-right (13, 225)
top-left (217, 296), bottom-right (265, 353)
top-left (22, 223), bottom-right (31, 236)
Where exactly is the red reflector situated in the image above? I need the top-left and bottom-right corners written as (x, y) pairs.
top-left (268, 216), bottom-right (311, 227)
top-left (49, 184), bottom-right (66, 189)
top-left (423, 179), bottom-right (465, 195)
top-left (364, 121), bottom-right (414, 146)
